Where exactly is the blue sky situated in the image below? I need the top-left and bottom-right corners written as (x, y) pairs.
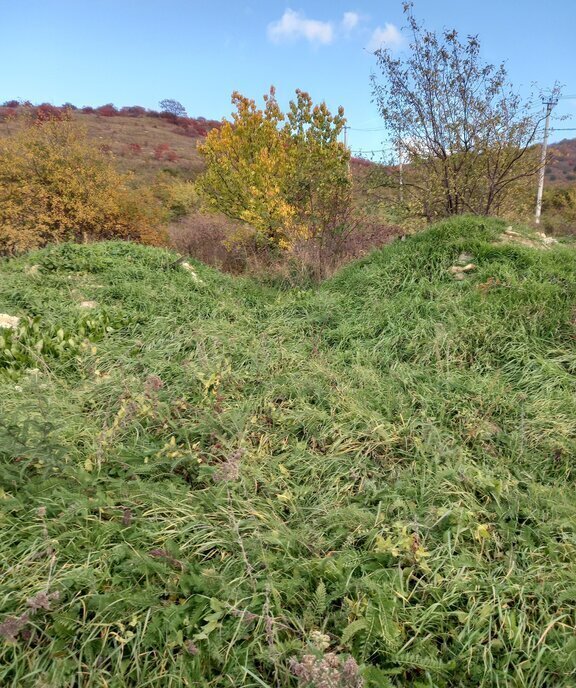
top-left (1, 0), bottom-right (574, 155)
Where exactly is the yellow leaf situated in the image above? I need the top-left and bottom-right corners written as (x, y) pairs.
top-left (475, 523), bottom-right (491, 540)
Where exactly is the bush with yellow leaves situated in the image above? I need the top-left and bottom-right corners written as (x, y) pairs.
top-left (196, 88), bottom-right (352, 277)
top-left (0, 118), bottom-right (167, 254)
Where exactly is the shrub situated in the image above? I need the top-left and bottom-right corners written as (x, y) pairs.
top-left (96, 103), bottom-right (117, 117)
top-left (172, 118), bottom-right (221, 138)
top-left (153, 143), bottom-right (177, 161)
top-left (155, 177), bottom-right (199, 219)
top-left (196, 87), bottom-right (352, 278)
top-left (0, 119), bottom-right (167, 254)
top-left (168, 211), bottom-right (247, 272)
top-left (35, 103), bottom-right (69, 123)
top-left (120, 105), bottom-right (146, 117)
top-left (541, 186), bottom-right (576, 235)
top-left (123, 142), bottom-right (142, 156)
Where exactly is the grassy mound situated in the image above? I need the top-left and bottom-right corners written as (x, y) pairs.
top-left (0, 217), bottom-right (575, 687)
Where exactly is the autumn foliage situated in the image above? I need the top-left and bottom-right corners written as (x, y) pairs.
top-left (0, 118), bottom-right (167, 254)
top-left (196, 88), bottom-right (352, 273)
top-left (0, 100), bottom-right (221, 139)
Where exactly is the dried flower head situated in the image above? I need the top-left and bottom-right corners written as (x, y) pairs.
top-left (213, 448), bottom-right (244, 482)
top-left (289, 652), bottom-right (363, 688)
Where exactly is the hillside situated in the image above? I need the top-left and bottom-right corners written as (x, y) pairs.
top-left (0, 105), bottom-right (382, 187)
top-left (0, 109), bottom-right (208, 183)
top-left (547, 138), bottom-right (576, 186)
top-left (1, 217), bottom-right (575, 687)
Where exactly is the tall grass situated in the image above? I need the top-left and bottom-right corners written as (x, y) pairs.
top-left (0, 217), bottom-right (575, 687)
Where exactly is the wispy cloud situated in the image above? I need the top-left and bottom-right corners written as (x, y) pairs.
top-left (267, 9), bottom-right (334, 45)
top-left (267, 9), bottom-right (399, 51)
top-left (366, 23), bottom-right (404, 52)
top-left (341, 11), bottom-right (360, 32)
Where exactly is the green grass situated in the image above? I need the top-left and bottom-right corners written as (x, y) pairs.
top-left (0, 217), bottom-right (575, 687)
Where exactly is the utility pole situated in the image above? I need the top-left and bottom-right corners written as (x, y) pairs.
top-left (397, 141), bottom-right (404, 203)
top-left (343, 125), bottom-right (350, 174)
top-left (535, 98), bottom-right (557, 224)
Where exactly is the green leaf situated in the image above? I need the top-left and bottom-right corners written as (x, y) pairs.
top-left (342, 618), bottom-right (368, 645)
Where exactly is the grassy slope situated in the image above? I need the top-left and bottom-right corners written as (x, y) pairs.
top-left (0, 217), bottom-right (575, 687)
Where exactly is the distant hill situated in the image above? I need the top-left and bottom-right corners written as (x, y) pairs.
top-left (0, 102), bottom-right (219, 182)
top-left (546, 138), bottom-right (576, 186)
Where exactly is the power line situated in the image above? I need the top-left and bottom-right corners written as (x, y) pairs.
top-left (347, 126), bottom-right (387, 132)
top-left (350, 149), bottom-right (390, 155)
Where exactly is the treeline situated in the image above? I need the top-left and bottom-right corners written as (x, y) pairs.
top-left (0, 100), bottom-right (220, 137)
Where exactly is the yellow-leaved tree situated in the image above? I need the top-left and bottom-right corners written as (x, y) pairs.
top-left (196, 87), bottom-right (352, 274)
top-left (0, 117), bottom-right (167, 255)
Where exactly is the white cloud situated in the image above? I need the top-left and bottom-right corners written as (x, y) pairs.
top-left (267, 9), bottom-right (334, 45)
top-left (342, 11), bottom-right (360, 31)
top-left (366, 23), bottom-right (404, 52)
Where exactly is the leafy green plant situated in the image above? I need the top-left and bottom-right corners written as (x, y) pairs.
top-left (0, 310), bottom-right (129, 374)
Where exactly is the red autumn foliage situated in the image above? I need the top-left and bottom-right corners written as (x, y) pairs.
top-left (120, 105), bottom-right (147, 117)
top-left (35, 104), bottom-right (70, 123)
top-left (126, 142), bottom-right (142, 155)
top-left (351, 156), bottom-right (373, 168)
top-left (153, 143), bottom-right (178, 161)
top-left (96, 103), bottom-right (117, 117)
top-left (159, 111), bottom-right (179, 124)
top-left (1, 98), bottom-right (221, 138)
top-left (153, 143), bottom-right (170, 160)
top-left (174, 117), bottom-right (221, 138)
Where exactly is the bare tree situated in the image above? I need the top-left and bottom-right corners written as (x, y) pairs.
top-left (371, 3), bottom-right (560, 221)
top-left (159, 99), bottom-right (187, 118)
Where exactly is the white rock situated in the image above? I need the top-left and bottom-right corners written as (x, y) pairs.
top-left (449, 263), bottom-right (475, 275)
top-left (79, 300), bottom-right (97, 309)
top-left (0, 313), bottom-right (20, 330)
top-left (181, 262), bottom-right (204, 284)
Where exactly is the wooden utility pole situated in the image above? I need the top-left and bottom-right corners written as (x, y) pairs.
top-left (343, 125), bottom-right (350, 174)
top-left (397, 141), bottom-right (404, 203)
top-left (535, 99), bottom-right (557, 224)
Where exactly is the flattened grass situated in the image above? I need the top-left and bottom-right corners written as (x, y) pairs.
top-left (0, 217), bottom-right (575, 686)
